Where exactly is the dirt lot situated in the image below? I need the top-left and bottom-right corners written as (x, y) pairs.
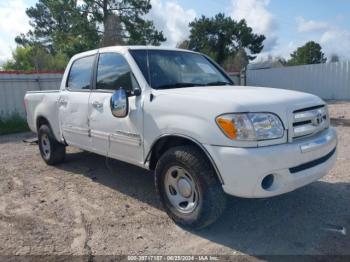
top-left (0, 102), bottom-right (349, 258)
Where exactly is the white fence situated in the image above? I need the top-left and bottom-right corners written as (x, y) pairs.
top-left (0, 72), bottom-right (63, 119)
top-left (246, 61), bottom-right (350, 100)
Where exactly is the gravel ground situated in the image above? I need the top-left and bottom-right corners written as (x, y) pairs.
top-left (0, 101), bottom-right (349, 259)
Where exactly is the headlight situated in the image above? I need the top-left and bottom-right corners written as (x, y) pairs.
top-left (216, 113), bottom-right (284, 141)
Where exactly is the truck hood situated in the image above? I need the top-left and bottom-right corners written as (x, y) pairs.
top-left (153, 85), bottom-right (325, 126)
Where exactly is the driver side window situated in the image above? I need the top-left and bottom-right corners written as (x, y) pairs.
top-left (96, 53), bottom-right (139, 93)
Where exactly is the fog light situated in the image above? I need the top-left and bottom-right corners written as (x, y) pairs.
top-left (262, 174), bottom-right (274, 190)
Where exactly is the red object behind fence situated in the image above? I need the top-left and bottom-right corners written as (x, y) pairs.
top-left (0, 70), bottom-right (64, 75)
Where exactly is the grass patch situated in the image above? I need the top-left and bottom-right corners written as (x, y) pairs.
top-left (0, 114), bottom-right (29, 135)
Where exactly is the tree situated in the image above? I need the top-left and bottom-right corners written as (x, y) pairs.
top-left (176, 40), bottom-right (190, 50)
top-left (100, 13), bottom-right (124, 46)
top-left (276, 56), bottom-right (287, 66)
top-left (3, 45), bottom-right (68, 71)
top-left (13, 0), bottom-right (165, 70)
top-left (187, 13), bottom-right (265, 65)
top-left (254, 55), bottom-right (287, 67)
top-left (81, 0), bottom-right (166, 46)
top-left (222, 48), bottom-right (249, 72)
top-left (3, 46), bottom-right (34, 71)
top-left (330, 54), bottom-right (340, 63)
top-left (16, 0), bottom-right (100, 58)
top-left (288, 41), bottom-right (327, 66)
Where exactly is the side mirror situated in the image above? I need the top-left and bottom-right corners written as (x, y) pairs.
top-left (110, 88), bottom-right (129, 118)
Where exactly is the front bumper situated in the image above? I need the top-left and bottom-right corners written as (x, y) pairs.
top-left (204, 127), bottom-right (337, 198)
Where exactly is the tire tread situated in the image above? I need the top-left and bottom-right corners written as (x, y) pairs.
top-left (38, 125), bottom-right (66, 165)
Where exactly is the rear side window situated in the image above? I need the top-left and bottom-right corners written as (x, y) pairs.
top-left (67, 55), bottom-right (95, 90)
top-left (96, 53), bottom-right (134, 92)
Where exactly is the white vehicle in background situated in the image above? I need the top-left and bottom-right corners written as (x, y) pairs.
top-left (24, 46), bottom-right (337, 229)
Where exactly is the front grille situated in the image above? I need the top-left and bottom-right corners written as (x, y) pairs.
top-left (292, 105), bottom-right (329, 139)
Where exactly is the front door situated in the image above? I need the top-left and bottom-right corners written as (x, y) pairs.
top-left (59, 54), bottom-right (96, 150)
top-left (88, 52), bottom-right (144, 165)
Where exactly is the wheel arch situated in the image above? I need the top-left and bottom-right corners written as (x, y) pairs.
top-left (145, 134), bottom-right (224, 184)
top-left (36, 116), bottom-right (51, 131)
top-left (36, 116), bottom-right (64, 144)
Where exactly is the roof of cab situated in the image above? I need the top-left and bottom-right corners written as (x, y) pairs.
top-left (102, 45), bottom-right (192, 52)
top-left (70, 45), bottom-right (196, 61)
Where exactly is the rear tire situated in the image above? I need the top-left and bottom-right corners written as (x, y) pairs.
top-left (38, 125), bottom-right (66, 165)
top-left (155, 146), bottom-right (227, 229)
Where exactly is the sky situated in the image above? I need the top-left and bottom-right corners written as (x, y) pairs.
top-left (1, 0), bottom-right (350, 65)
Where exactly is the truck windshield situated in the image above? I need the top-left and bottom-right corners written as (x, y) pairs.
top-left (129, 49), bottom-right (233, 90)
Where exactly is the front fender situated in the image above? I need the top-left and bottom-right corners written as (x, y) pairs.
top-left (143, 112), bottom-right (223, 158)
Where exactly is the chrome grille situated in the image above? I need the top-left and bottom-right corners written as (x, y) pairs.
top-left (292, 105), bottom-right (329, 139)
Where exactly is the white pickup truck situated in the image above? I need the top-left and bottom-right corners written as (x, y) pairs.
top-left (25, 46), bottom-right (337, 228)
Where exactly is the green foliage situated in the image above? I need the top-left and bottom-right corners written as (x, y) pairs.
top-left (10, 0), bottom-right (166, 70)
top-left (3, 45), bottom-right (68, 71)
top-left (187, 13), bottom-right (265, 65)
top-left (0, 114), bottom-right (29, 135)
top-left (15, 0), bottom-right (100, 58)
top-left (82, 0), bottom-right (166, 46)
top-left (288, 41), bottom-right (327, 66)
top-left (14, 0), bottom-right (165, 66)
top-left (3, 46), bottom-right (34, 71)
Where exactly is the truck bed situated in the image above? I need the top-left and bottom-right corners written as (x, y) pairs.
top-left (24, 91), bottom-right (62, 140)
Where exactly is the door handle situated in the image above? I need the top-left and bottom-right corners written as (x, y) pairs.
top-left (92, 101), bottom-right (103, 109)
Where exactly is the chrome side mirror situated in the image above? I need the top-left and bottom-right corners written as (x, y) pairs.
top-left (110, 88), bottom-right (129, 118)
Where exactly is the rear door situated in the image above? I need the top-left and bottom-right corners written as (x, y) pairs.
top-left (58, 54), bottom-right (96, 149)
top-left (88, 52), bottom-right (144, 165)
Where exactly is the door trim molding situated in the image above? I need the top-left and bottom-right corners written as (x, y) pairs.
top-left (90, 130), bottom-right (142, 147)
top-left (62, 126), bottom-right (89, 136)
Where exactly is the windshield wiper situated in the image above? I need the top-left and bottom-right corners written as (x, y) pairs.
top-left (156, 83), bottom-right (205, 89)
top-left (205, 81), bottom-right (231, 86)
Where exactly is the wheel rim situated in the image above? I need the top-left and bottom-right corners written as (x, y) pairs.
top-left (41, 134), bottom-right (51, 159)
top-left (164, 166), bottom-right (199, 214)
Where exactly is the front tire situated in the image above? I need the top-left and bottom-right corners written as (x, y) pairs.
top-left (38, 125), bottom-right (66, 165)
top-left (155, 146), bottom-right (227, 229)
